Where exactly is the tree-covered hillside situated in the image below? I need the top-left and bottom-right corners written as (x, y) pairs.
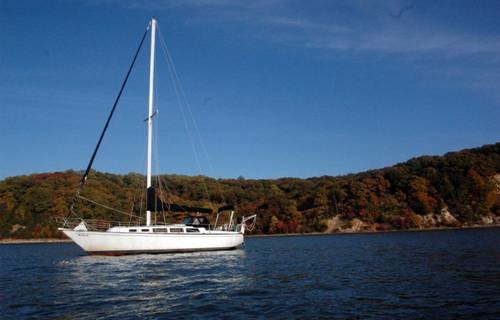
top-left (1, 143), bottom-right (499, 238)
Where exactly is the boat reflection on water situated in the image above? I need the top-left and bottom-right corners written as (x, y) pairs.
top-left (55, 249), bottom-right (250, 317)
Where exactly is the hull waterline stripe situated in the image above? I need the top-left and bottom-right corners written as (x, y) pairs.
top-left (87, 246), bottom-right (240, 256)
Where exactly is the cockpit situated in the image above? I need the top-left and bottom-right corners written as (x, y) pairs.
top-left (182, 215), bottom-right (211, 229)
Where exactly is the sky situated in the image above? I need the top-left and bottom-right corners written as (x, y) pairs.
top-left (1, 0), bottom-right (499, 180)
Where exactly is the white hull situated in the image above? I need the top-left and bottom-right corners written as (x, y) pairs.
top-left (60, 229), bottom-right (244, 255)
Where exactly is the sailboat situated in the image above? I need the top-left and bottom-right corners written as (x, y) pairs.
top-left (58, 19), bottom-right (256, 255)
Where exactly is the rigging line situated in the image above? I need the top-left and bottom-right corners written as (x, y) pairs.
top-left (77, 24), bottom-right (150, 191)
top-left (138, 187), bottom-right (145, 225)
top-left (129, 190), bottom-right (138, 225)
top-left (157, 26), bottom-right (211, 201)
top-left (77, 195), bottom-right (141, 218)
top-left (139, 111), bottom-right (149, 226)
top-left (155, 118), bottom-right (169, 225)
top-left (153, 61), bottom-right (166, 218)
top-left (154, 87), bottom-right (170, 203)
top-left (129, 175), bottom-right (144, 225)
top-left (153, 106), bottom-right (168, 203)
top-left (152, 54), bottom-right (159, 216)
top-left (151, 54), bottom-right (169, 220)
top-left (156, 164), bottom-right (172, 223)
top-left (159, 41), bottom-right (204, 181)
top-left (158, 26), bottom-right (225, 203)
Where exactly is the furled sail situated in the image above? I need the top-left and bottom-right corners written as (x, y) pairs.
top-left (146, 187), bottom-right (213, 214)
top-left (218, 205), bottom-right (234, 213)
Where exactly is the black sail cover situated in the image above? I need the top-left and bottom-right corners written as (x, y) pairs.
top-left (218, 205), bottom-right (234, 213)
top-left (147, 187), bottom-right (213, 214)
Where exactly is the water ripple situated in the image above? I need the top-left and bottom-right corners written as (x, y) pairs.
top-left (1, 229), bottom-right (500, 319)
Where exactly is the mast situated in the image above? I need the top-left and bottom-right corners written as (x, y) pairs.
top-left (146, 18), bottom-right (156, 226)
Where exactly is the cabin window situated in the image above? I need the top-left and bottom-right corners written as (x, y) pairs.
top-left (187, 228), bottom-right (200, 233)
top-left (129, 229), bottom-right (137, 232)
top-left (153, 228), bottom-right (168, 233)
top-left (141, 229), bottom-right (150, 232)
top-left (169, 228), bottom-right (184, 233)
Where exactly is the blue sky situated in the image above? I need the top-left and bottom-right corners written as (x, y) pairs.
top-left (1, 0), bottom-right (499, 180)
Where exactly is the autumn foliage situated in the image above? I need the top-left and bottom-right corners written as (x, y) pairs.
top-left (0, 143), bottom-right (499, 238)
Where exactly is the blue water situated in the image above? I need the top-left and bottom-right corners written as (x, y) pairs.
top-left (1, 228), bottom-right (499, 319)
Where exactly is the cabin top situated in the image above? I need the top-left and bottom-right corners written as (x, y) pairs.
top-left (108, 225), bottom-right (206, 233)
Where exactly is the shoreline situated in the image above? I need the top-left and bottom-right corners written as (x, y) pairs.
top-left (246, 224), bottom-right (500, 238)
top-left (1, 224), bottom-right (499, 244)
top-left (0, 238), bottom-right (72, 245)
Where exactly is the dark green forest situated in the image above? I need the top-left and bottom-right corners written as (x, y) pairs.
top-left (1, 143), bottom-right (499, 239)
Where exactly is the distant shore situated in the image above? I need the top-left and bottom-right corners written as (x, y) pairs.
top-left (0, 238), bottom-right (72, 245)
top-left (1, 224), bottom-right (499, 245)
top-left (246, 223), bottom-right (500, 238)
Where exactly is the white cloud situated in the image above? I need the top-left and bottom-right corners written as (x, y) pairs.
top-left (259, 16), bottom-right (351, 34)
top-left (84, 0), bottom-right (500, 96)
top-left (305, 29), bottom-right (500, 57)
